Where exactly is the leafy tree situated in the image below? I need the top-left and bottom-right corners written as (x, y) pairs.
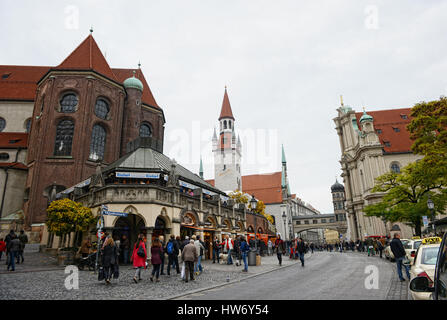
top-left (46, 198), bottom-right (96, 247)
top-left (364, 161), bottom-right (447, 236)
top-left (228, 190), bottom-right (249, 204)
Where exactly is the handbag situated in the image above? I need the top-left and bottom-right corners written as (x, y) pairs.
top-left (137, 243), bottom-right (145, 257)
top-left (98, 266), bottom-right (105, 281)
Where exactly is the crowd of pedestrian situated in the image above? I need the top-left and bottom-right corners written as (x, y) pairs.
top-left (1, 229), bottom-right (28, 272)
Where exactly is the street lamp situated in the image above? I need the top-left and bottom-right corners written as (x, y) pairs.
top-left (427, 195), bottom-right (435, 234)
top-left (288, 219), bottom-right (292, 241)
top-left (250, 195), bottom-right (258, 251)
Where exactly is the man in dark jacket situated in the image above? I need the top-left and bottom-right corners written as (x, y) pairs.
top-left (297, 238), bottom-right (306, 267)
top-left (212, 237), bottom-right (221, 264)
top-left (390, 233), bottom-right (410, 281)
top-left (181, 236), bottom-right (190, 252)
top-left (120, 235), bottom-right (130, 264)
top-left (167, 235), bottom-right (180, 275)
top-left (4, 230), bottom-right (15, 265)
top-left (7, 234), bottom-right (21, 271)
top-left (17, 230), bottom-right (28, 264)
top-left (275, 235), bottom-right (285, 266)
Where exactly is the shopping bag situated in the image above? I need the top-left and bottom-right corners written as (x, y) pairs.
top-left (98, 266), bottom-right (105, 281)
top-left (181, 262), bottom-right (185, 279)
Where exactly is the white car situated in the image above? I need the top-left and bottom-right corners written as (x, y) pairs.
top-left (409, 238), bottom-right (442, 300)
top-left (385, 239), bottom-right (409, 261)
top-left (405, 239), bottom-right (422, 265)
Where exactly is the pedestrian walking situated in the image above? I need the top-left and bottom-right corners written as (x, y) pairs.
top-left (7, 234), bottom-right (20, 271)
top-left (79, 238), bottom-right (92, 258)
top-left (240, 237), bottom-right (250, 272)
top-left (267, 239), bottom-right (273, 256)
top-left (297, 238), bottom-right (306, 267)
top-left (150, 238), bottom-right (163, 282)
top-left (120, 235), bottom-right (130, 264)
top-left (390, 233), bottom-right (411, 282)
top-left (102, 237), bottom-right (119, 285)
top-left (16, 230), bottom-right (28, 264)
top-left (158, 235), bottom-right (166, 275)
top-left (234, 236), bottom-right (241, 266)
top-left (376, 239), bottom-right (384, 258)
top-left (181, 236), bottom-right (190, 252)
top-left (212, 237), bottom-right (221, 263)
top-left (0, 238), bottom-right (5, 261)
top-left (131, 234), bottom-right (147, 283)
top-left (275, 235), bottom-right (285, 266)
top-left (181, 239), bottom-right (198, 283)
top-left (4, 230), bottom-right (15, 266)
top-left (166, 235), bottom-right (180, 275)
top-left (221, 235), bottom-right (234, 265)
top-left (194, 235), bottom-right (205, 275)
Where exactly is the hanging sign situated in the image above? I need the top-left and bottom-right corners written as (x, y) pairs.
top-left (116, 172), bottom-right (160, 179)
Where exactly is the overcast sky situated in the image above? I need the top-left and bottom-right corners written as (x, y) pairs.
top-left (1, 0), bottom-right (447, 213)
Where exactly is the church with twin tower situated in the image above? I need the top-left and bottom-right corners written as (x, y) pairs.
top-left (212, 87), bottom-right (242, 193)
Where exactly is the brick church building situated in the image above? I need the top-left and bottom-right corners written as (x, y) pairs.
top-left (0, 33), bottom-right (165, 241)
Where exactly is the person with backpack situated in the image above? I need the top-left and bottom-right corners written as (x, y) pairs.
top-left (131, 234), bottom-right (147, 283)
top-left (194, 235), bottom-right (205, 275)
top-left (166, 235), bottom-right (180, 275)
top-left (150, 238), bottom-right (163, 282)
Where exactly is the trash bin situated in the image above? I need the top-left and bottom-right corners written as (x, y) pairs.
top-left (248, 251), bottom-right (257, 266)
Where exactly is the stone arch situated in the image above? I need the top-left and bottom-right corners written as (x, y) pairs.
top-left (247, 225), bottom-right (254, 233)
top-left (237, 221), bottom-right (245, 232)
top-left (180, 208), bottom-right (199, 227)
top-left (204, 214), bottom-right (218, 229)
top-left (222, 218), bottom-right (232, 231)
top-left (158, 207), bottom-right (171, 228)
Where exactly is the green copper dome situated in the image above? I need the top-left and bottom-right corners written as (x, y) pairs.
top-left (359, 110), bottom-right (373, 123)
top-left (123, 73), bottom-right (143, 92)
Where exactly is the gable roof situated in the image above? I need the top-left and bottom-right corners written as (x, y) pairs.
top-left (241, 172), bottom-right (283, 204)
top-left (55, 35), bottom-right (118, 81)
top-left (0, 36), bottom-right (161, 110)
top-left (219, 88), bottom-right (235, 120)
top-left (355, 108), bottom-right (413, 153)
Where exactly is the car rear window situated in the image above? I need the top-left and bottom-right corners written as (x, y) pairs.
top-left (421, 247), bottom-right (440, 265)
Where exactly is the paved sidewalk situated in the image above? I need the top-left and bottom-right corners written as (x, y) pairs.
top-left (0, 251), bottom-right (61, 274)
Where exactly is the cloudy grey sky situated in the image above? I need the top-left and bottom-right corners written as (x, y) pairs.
top-left (1, 0), bottom-right (447, 213)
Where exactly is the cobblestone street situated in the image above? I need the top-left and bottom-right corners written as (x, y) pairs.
top-left (0, 249), bottom-right (409, 300)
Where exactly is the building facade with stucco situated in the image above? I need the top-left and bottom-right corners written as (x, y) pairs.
top-left (333, 99), bottom-right (420, 241)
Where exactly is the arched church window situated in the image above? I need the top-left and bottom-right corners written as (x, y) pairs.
top-left (89, 124), bottom-right (106, 161)
top-left (94, 98), bottom-right (109, 120)
top-left (224, 120), bottom-right (227, 129)
top-left (391, 162), bottom-right (401, 174)
top-left (229, 121), bottom-right (232, 129)
top-left (54, 119), bottom-right (74, 156)
top-left (60, 93), bottom-right (78, 113)
top-left (139, 123), bottom-right (152, 137)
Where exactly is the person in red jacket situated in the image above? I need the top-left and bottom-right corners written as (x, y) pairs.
top-left (0, 238), bottom-right (6, 261)
top-left (131, 234), bottom-right (147, 283)
top-left (221, 235), bottom-right (234, 265)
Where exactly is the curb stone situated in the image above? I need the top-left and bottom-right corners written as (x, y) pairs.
top-left (165, 252), bottom-right (313, 300)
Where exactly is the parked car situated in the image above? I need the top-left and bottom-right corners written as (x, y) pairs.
top-left (405, 239), bottom-right (423, 265)
top-left (409, 237), bottom-right (441, 300)
top-left (384, 239), bottom-right (409, 261)
top-left (410, 234), bottom-right (447, 300)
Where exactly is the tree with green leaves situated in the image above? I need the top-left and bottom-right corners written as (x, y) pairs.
top-left (46, 198), bottom-right (96, 248)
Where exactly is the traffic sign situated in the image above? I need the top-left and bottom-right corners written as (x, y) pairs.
top-left (96, 216), bottom-right (104, 229)
top-left (103, 210), bottom-right (128, 217)
top-left (422, 216), bottom-right (429, 227)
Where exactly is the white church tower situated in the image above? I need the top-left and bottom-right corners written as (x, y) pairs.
top-left (212, 87), bottom-right (242, 192)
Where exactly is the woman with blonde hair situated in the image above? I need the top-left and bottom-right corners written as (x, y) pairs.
top-left (158, 235), bottom-right (166, 275)
top-left (102, 237), bottom-right (118, 285)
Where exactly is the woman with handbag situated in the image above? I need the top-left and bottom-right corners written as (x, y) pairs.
top-left (131, 234), bottom-right (147, 283)
top-left (102, 237), bottom-right (118, 285)
top-left (150, 238), bottom-right (163, 282)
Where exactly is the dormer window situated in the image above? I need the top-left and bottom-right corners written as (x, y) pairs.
top-left (400, 114), bottom-right (408, 119)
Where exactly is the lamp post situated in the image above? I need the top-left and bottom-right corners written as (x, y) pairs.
top-left (288, 219), bottom-right (292, 241)
top-left (427, 195), bottom-right (435, 234)
top-left (250, 195), bottom-right (258, 252)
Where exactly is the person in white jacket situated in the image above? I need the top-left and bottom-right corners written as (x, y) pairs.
top-left (194, 235), bottom-right (205, 275)
top-left (221, 235), bottom-right (234, 265)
